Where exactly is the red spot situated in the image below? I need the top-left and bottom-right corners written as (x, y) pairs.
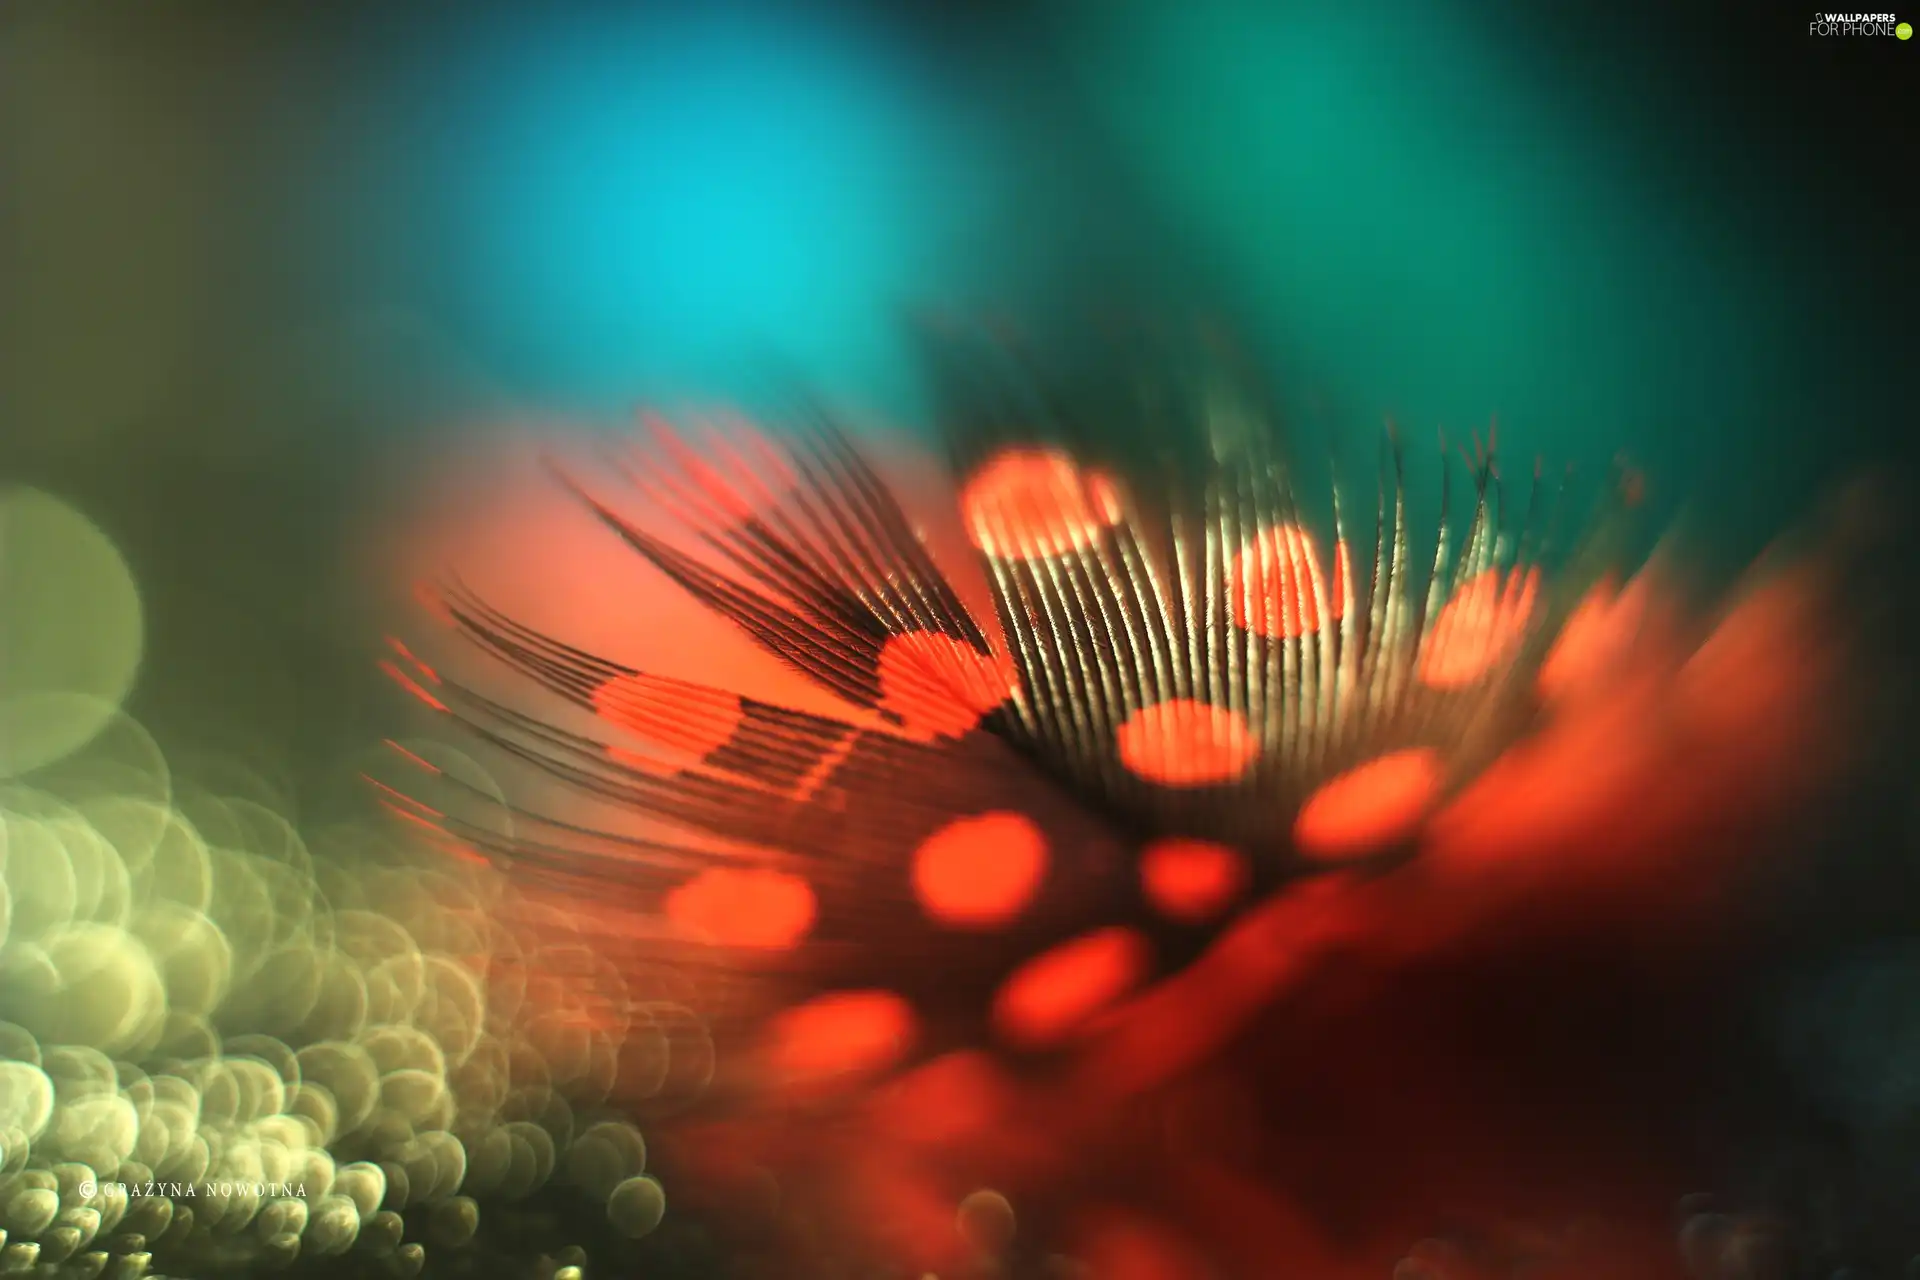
top-left (591, 673), bottom-right (743, 762)
top-left (993, 927), bottom-right (1151, 1048)
top-left (960, 448), bottom-right (1125, 559)
top-left (1116, 700), bottom-right (1260, 788)
top-left (664, 867), bottom-right (817, 950)
top-left (1421, 566), bottom-right (1540, 688)
top-left (877, 632), bottom-right (1020, 738)
top-left (1226, 525), bottom-right (1348, 638)
top-left (1538, 575), bottom-right (1649, 704)
top-left (1139, 838), bottom-right (1248, 924)
top-left (765, 990), bottom-right (916, 1084)
top-left (912, 812), bottom-right (1048, 928)
top-left (1294, 748), bottom-right (1443, 861)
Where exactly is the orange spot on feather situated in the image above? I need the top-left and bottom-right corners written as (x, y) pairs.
top-left (1294, 748), bottom-right (1443, 861)
top-left (993, 927), bottom-right (1151, 1049)
top-left (665, 867), bottom-right (817, 950)
top-left (1538, 574), bottom-right (1649, 703)
top-left (877, 632), bottom-right (1020, 737)
top-left (1226, 524), bottom-right (1348, 638)
top-left (911, 812), bottom-right (1048, 928)
top-left (765, 991), bottom-right (916, 1085)
top-left (1117, 700), bottom-right (1260, 787)
top-left (1421, 567), bottom-right (1540, 688)
top-left (961, 448), bottom-right (1124, 559)
top-left (592, 672), bottom-right (743, 761)
top-left (1139, 838), bottom-right (1248, 924)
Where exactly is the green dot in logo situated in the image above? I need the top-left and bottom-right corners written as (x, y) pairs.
top-left (1899, 20), bottom-right (1914, 37)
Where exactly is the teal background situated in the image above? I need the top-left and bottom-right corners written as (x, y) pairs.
top-left (1042, 0), bottom-right (1910, 568)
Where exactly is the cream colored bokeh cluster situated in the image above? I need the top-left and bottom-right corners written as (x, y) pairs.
top-left (0, 490), bottom-right (674, 1278)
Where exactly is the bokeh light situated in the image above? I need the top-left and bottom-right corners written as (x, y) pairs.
top-left (1, 669), bottom-right (671, 1275)
top-left (0, 490), bottom-right (145, 777)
